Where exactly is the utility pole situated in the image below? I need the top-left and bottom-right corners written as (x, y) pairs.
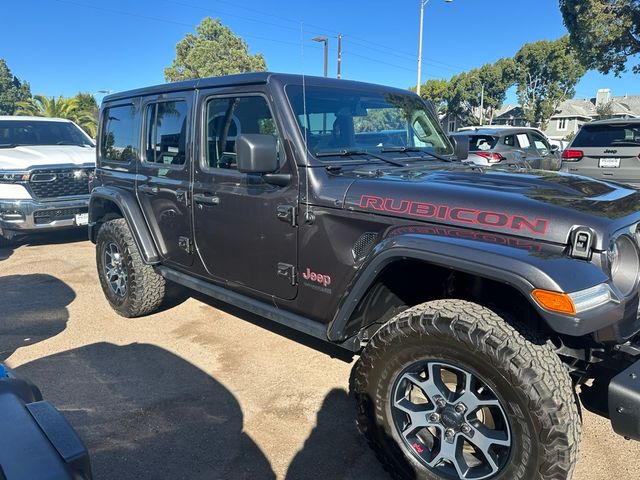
top-left (312, 36), bottom-right (329, 77)
top-left (416, 1), bottom-right (453, 96)
top-left (416, 1), bottom-right (427, 96)
top-left (337, 34), bottom-right (342, 79)
top-left (480, 83), bottom-right (485, 126)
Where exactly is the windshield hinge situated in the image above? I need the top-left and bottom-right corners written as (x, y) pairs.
top-left (277, 205), bottom-right (297, 227)
top-left (277, 263), bottom-right (297, 286)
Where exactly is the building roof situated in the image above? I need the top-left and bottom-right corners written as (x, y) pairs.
top-left (551, 95), bottom-right (640, 119)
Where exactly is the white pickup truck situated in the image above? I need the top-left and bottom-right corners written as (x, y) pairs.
top-left (0, 116), bottom-right (95, 246)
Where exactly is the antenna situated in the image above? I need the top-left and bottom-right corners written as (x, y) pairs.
top-left (300, 22), bottom-right (311, 223)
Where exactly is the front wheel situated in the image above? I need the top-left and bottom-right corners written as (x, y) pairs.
top-left (354, 299), bottom-right (581, 480)
top-left (96, 218), bottom-right (166, 317)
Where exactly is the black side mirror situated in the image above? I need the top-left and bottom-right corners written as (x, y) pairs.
top-left (449, 135), bottom-right (469, 161)
top-left (236, 134), bottom-right (278, 174)
top-left (551, 144), bottom-right (559, 152)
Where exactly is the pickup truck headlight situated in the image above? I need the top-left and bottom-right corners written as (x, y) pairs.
top-left (608, 234), bottom-right (640, 296)
top-left (0, 171), bottom-right (30, 183)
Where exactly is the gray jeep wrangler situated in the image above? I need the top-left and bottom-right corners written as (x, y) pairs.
top-left (90, 73), bottom-right (640, 480)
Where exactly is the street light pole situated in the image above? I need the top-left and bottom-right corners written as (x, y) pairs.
top-left (337, 34), bottom-right (342, 79)
top-left (416, 0), bottom-right (453, 96)
top-left (312, 36), bottom-right (329, 77)
top-left (416, 0), bottom-right (427, 96)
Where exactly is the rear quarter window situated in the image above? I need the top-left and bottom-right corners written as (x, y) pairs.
top-left (572, 124), bottom-right (640, 148)
top-left (101, 104), bottom-right (140, 162)
top-left (468, 135), bottom-right (498, 151)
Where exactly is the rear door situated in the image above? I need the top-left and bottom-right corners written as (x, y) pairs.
top-left (192, 88), bottom-right (298, 300)
top-left (136, 92), bottom-right (194, 267)
top-left (565, 123), bottom-right (640, 184)
top-left (514, 132), bottom-right (542, 167)
top-left (529, 131), bottom-right (561, 170)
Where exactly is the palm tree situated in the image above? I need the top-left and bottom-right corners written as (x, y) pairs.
top-left (15, 95), bottom-right (97, 137)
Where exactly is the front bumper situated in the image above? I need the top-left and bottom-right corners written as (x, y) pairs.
top-left (0, 196), bottom-right (89, 232)
top-left (609, 359), bottom-right (640, 440)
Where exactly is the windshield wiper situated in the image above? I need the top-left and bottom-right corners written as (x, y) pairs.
top-left (315, 149), bottom-right (406, 167)
top-left (381, 146), bottom-right (453, 163)
top-left (0, 143), bottom-right (18, 148)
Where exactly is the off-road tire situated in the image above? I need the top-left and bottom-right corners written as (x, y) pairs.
top-left (354, 299), bottom-right (581, 480)
top-left (96, 218), bottom-right (165, 317)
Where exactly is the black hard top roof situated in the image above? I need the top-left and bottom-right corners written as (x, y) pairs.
top-left (103, 72), bottom-right (414, 103)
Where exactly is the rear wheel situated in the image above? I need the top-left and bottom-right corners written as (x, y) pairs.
top-left (96, 218), bottom-right (165, 317)
top-left (354, 299), bottom-right (581, 480)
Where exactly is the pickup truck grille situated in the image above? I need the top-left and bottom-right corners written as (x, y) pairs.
top-left (28, 168), bottom-right (92, 199)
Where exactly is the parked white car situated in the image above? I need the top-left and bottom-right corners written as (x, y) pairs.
top-left (0, 116), bottom-right (95, 246)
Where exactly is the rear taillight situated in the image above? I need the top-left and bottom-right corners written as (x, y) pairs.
top-left (475, 151), bottom-right (505, 163)
top-left (562, 149), bottom-right (584, 161)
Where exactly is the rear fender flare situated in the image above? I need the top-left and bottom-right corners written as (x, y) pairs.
top-left (89, 186), bottom-right (160, 264)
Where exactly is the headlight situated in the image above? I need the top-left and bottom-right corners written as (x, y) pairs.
top-left (608, 234), bottom-right (640, 296)
top-left (0, 171), bottom-right (30, 183)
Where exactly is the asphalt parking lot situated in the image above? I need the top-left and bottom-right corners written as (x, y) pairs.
top-left (1, 230), bottom-right (639, 480)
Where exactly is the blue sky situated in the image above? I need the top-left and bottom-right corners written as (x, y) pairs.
top-left (1, 0), bottom-right (638, 104)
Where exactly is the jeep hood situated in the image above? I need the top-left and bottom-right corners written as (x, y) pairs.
top-left (0, 145), bottom-right (96, 170)
top-left (343, 168), bottom-right (640, 249)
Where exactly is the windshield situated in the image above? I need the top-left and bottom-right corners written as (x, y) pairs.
top-left (286, 85), bottom-right (453, 158)
top-left (0, 120), bottom-right (94, 147)
top-left (572, 123), bottom-right (640, 148)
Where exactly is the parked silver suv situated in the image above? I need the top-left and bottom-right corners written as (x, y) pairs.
top-left (561, 118), bottom-right (640, 187)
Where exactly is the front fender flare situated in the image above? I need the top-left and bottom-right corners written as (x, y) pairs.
top-left (89, 186), bottom-right (160, 264)
top-left (327, 233), bottom-right (611, 342)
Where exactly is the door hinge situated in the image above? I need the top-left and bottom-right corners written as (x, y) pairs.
top-left (276, 205), bottom-right (297, 227)
top-left (175, 189), bottom-right (190, 206)
top-left (277, 262), bottom-right (297, 286)
top-left (178, 236), bottom-right (192, 254)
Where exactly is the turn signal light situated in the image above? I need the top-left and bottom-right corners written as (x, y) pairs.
top-left (532, 289), bottom-right (577, 314)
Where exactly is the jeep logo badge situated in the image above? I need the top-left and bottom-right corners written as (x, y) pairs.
top-left (604, 149), bottom-right (618, 154)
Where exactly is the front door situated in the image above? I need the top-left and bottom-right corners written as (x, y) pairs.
top-left (192, 90), bottom-right (298, 300)
top-left (136, 92), bottom-right (194, 267)
top-left (529, 132), bottom-right (561, 170)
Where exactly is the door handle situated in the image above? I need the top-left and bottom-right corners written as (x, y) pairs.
top-left (193, 193), bottom-right (220, 205)
top-left (139, 185), bottom-right (159, 195)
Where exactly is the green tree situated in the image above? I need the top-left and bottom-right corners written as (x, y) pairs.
top-left (15, 95), bottom-right (97, 137)
top-left (417, 79), bottom-right (450, 114)
top-left (561, 0), bottom-right (640, 75)
top-left (0, 59), bottom-right (32, 115)
top-left (514, 37), bottom-right (586, 128)
top-left (164, 17), bottom-right (267, 82)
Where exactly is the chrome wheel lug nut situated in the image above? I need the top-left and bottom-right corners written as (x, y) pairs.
top-left (428, 413), bottom-right (440, 423)
top-left (445, 428), bottom-right (455, 439)
top-left (461, 424), bottom-right (472, 435)
top-left (435, 397), bottom-right (447, 408)
top-left (455, 403), bottom-right (467, 414)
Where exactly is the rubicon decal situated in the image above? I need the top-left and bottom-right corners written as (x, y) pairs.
top-left (359, 195), bottom-right (549, 235)
top-left (302, 267), bottom-right (332, 287)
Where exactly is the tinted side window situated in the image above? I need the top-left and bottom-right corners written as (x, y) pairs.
top-left (205, 96), bottom-right (280, 170)
top-left (145, 101), bottom-right (188, 166)
top-left (531, 133), bottom-right (550, 151)
top-left (503, 135), bottom-right (515, 146)
top-left (101, 104), bottom-right (139, 162)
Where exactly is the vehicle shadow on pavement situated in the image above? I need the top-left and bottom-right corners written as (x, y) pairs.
top-left (0, 229), bottom-right (87, 262)
top-left (188, 291), bottom-right (355, 362)
top-left (16, 342), bottom-right (276, 480)
top-left (0, 273), bottom-right (74, 361)
top-left (285, 388), bottom-right (390, 480)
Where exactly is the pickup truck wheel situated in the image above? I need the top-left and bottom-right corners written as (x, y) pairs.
top-left (354, 299), bottom-right (581, 480)
top-left (96, 218), bottom-right (165, 317)
top-left (0, 229), bottom-right (17, 248)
